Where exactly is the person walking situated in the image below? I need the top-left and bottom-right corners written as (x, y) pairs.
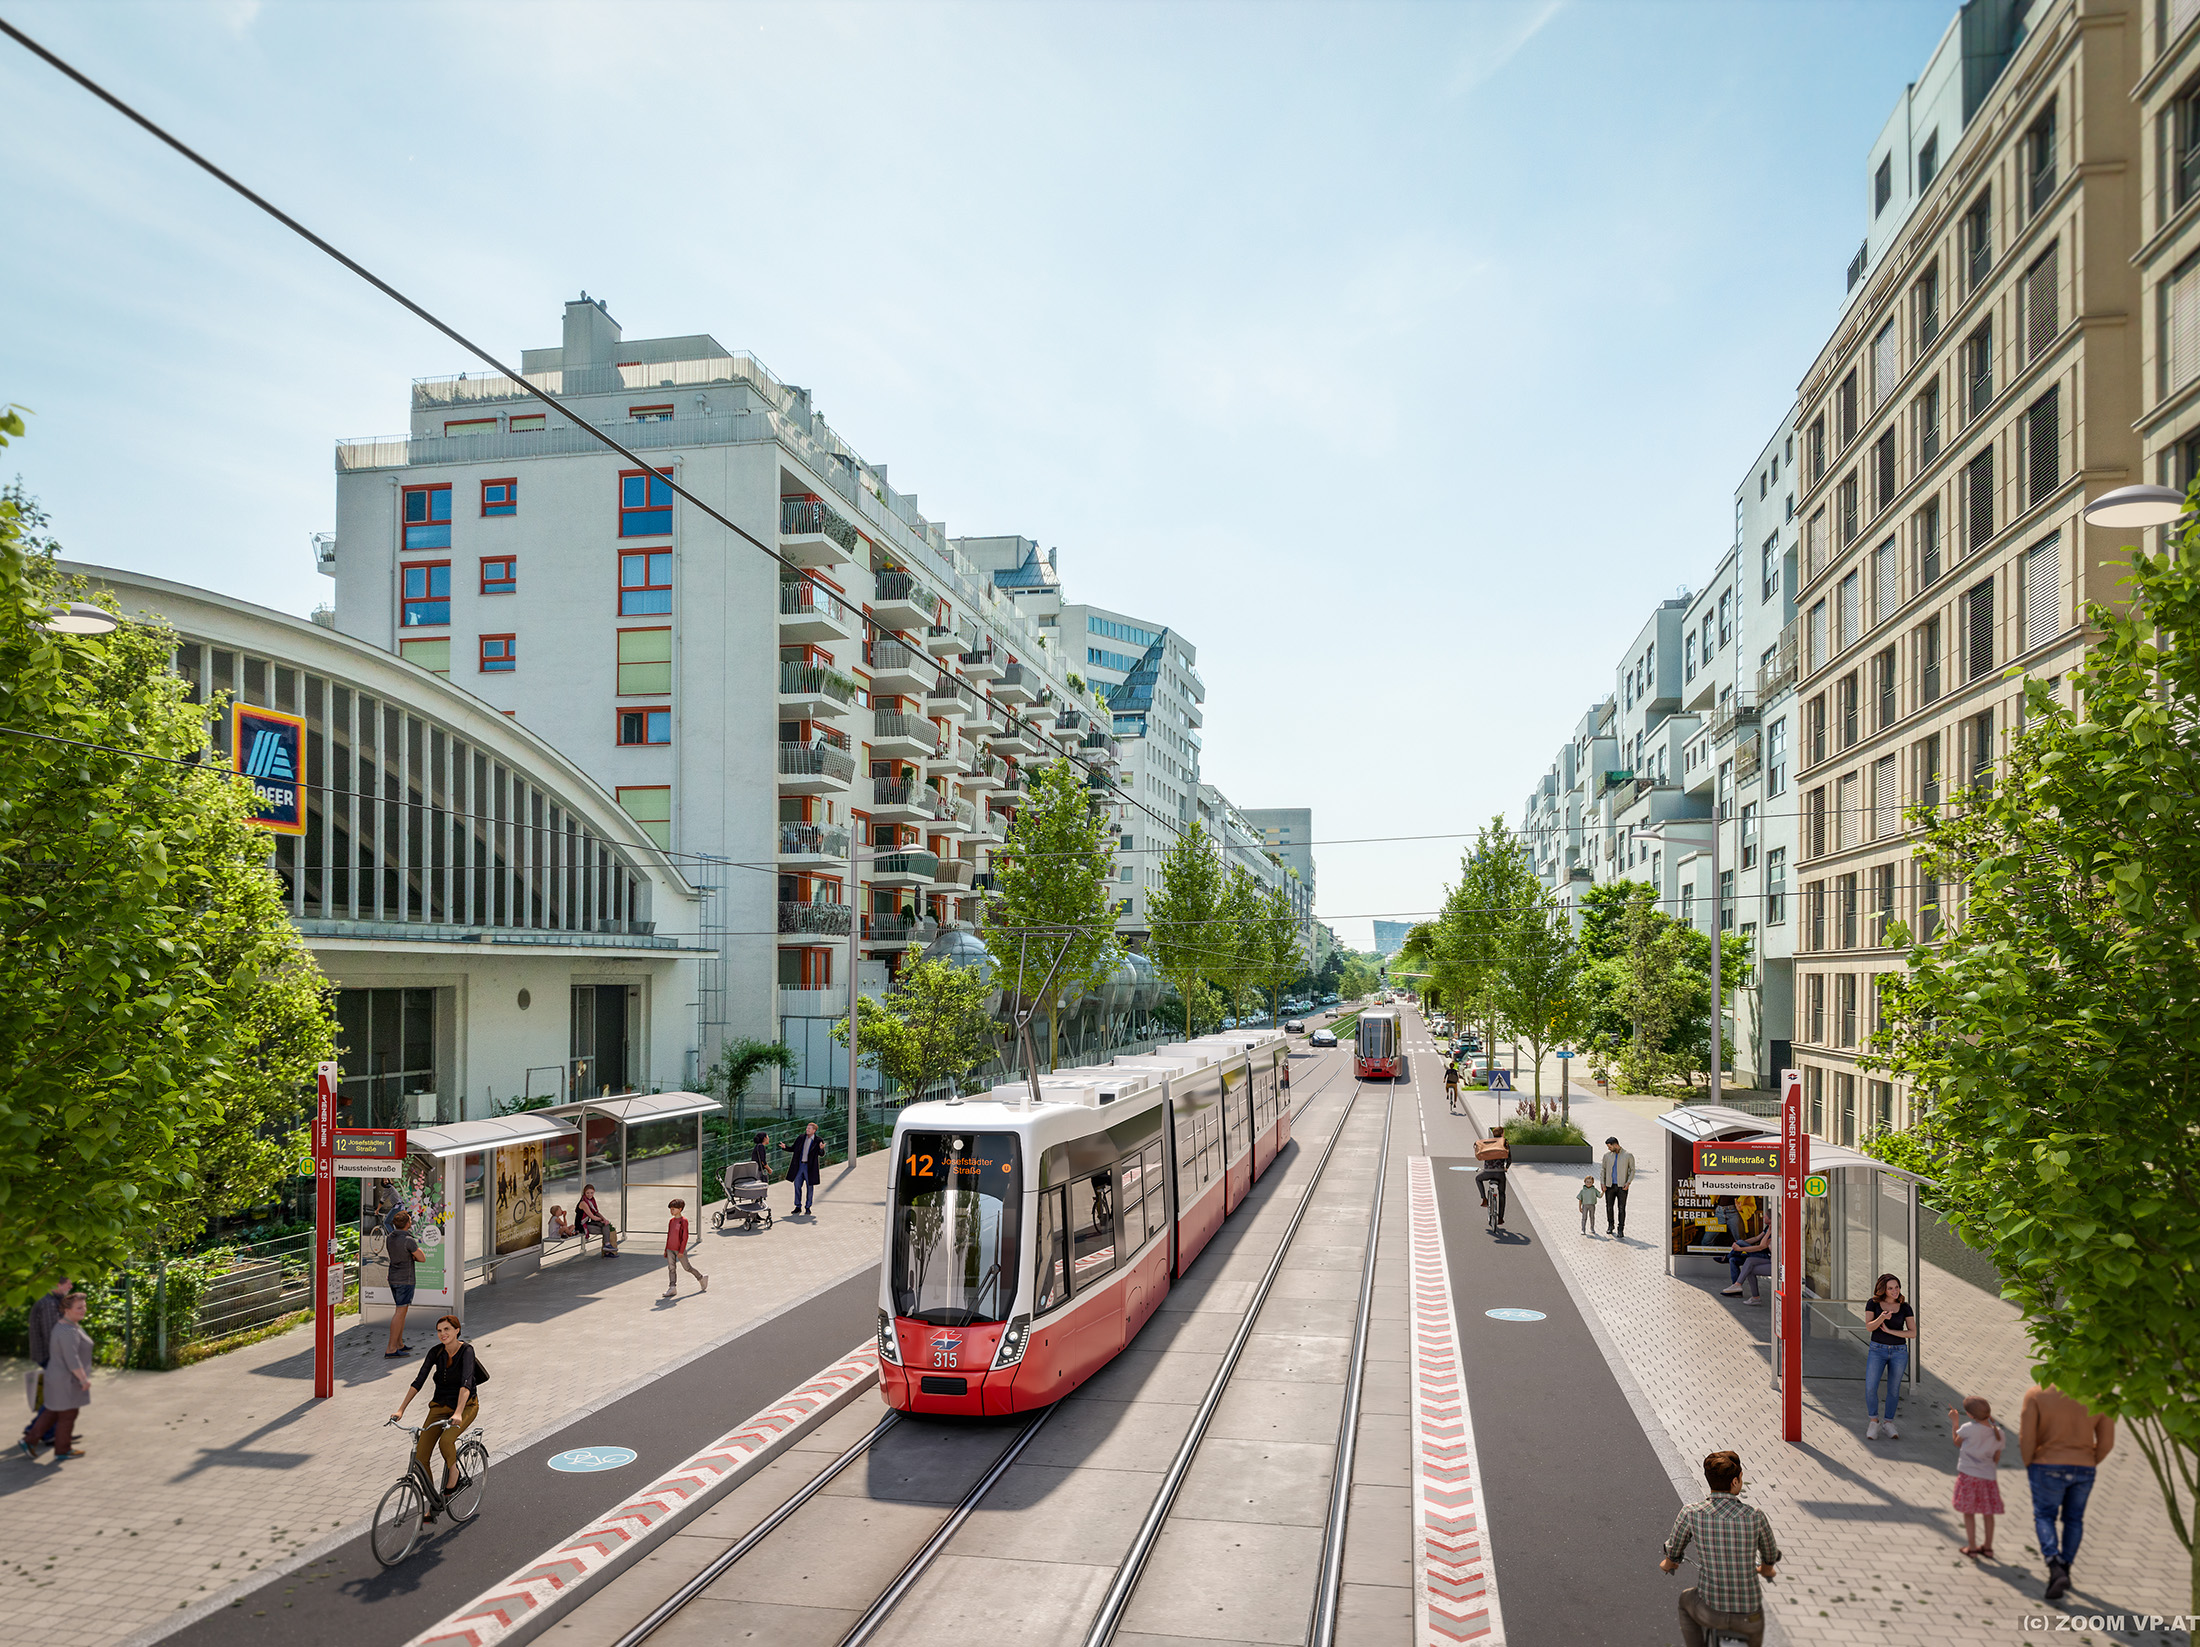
top-left (392, 1314), bottom-right (484, 1522)
top-left (1659, 1449), bottom-right (1780, 1647)
top-left (383, 1210), bottom-right (425, 1358)
top-left (2021, 1382), bottom-right (2115, 1601)
top-left (782, 1122), bottom-right (825, 1216)
top-left (18, 1279), bottom-right (72, 1456)
top-left (1599, 1136), bottom-right (1635, 1237)
top-left (1576, 1176), bottom-right (1600, 1235)
top-left (23, 1293), bottom-right (94, 1462)
top-left (1861, 1273), bottom-right (1916, 1438)
top-left (750, 1131), bottom-right (772, 1175)
top-left (661, 1199), bottom-right (708, 1298)
top-left (1947, 1396), bottom-right (2007, 1558)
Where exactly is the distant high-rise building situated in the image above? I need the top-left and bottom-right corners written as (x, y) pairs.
top-left (1372, 920), bottom-right (1414, 957)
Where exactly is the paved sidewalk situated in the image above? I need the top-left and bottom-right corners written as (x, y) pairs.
top-left (0, 1148), bottom-right (894, 1647)
top-left (1482, 1084), bottom-right (2190, 1647)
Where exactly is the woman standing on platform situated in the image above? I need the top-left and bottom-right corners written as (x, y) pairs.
top-left (1862, 1273), bottom-right (1916, 1440)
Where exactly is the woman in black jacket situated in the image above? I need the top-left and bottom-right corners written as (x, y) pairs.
top-left (391, 1314), bottom-right (482, 1513)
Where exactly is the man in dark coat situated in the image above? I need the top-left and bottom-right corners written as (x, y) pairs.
top-left (783, 1122), bottom-right (826, 1215)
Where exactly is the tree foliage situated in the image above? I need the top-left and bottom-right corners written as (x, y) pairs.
top-left (832, 957), bottom-right (997, 1097)
top-left (989, 759), bottom-right (1116, 1070)
top-left (1486, 887), bottom-right (1583, 1104)
top-left (0, 481), bottom-right (336, 1305)
top-left (1867, 539), bottom-right (2200, 1606)
top-left (1574, 881), bottom-right (1747, 1094)
top-left (1150, 821), bottom-right (1226, 1019)
top-left (1435, 816), bottom-right (1540, 1059)
top-left (707, 1036), bottom-right (797, 1109)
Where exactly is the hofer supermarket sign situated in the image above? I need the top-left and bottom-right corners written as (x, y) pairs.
top-left (234, 704), bottom-right (306, 835)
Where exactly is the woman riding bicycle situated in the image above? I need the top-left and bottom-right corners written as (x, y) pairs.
top-left (391, 1314), bottom-right (481, 1518)
top-left (1443, 1059), bottom-right (1463, 1114)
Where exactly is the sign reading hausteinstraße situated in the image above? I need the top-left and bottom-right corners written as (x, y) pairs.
top-left (233, 704), bottom-right (306, 834)
top-left (1694, 1141), bottom-right (1782, 1175)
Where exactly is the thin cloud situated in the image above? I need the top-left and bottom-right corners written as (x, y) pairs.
top-left (1447, 0), bottom-right (1564, 97)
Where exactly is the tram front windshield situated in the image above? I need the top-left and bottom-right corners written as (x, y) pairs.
top-left (1359, 1015), bottom-right (1397, 1060)
top-left (892, 1131), bottom-right (1022, 1326)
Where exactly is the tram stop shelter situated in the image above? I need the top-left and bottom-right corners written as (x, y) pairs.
top-left (358, 1112), bottom-right (577, 1327)
top-left (537, 1090), bottom-right (722, 1243)
top-left (1656, 1103), bottom-right (1931, 1394)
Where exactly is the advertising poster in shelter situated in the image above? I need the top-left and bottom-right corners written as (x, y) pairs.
top-left (359, 1152), bottom-right (455, 1314)
top-left (495, 1140), bottom-right (545, 1256)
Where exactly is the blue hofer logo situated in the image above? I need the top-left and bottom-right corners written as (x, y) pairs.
top-left (233, 705), bottom-right (306, 835)
top-left (548, 1446), bottom-right (637, 1473)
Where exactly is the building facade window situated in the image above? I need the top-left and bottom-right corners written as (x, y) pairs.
top-left (1920, 615), bottom-right (1943, 705)
top-left (2020, 245), bottom-right (2059, 365)
top-left (1963, 188), bottom-right (1992, 293)
top-left (1917, 496), bottom-right (1942, 588)
top-left (401, 561), bottom-right (450, 627)
top-left (398, 636), bottom-right (450, 676)
top-left (479, 634), bottom-right (515, 673)
top-left (629, 404), bottom-right (674, 423)
top-left (1966, 447), bottom-right (1995, 554)
top-left (480, 556), bottom-right (517, 596)
top-left (618, 706), bottom-right (672, 746)
top-left (1965, 577), bottom-right (1996, 680)
top-left (2023, 99), bottom-right (2056, 219)
top-left (402, 484), bottom-right (452, 550)
top-left (1963, 322), bottom-right (1994, 422)
top-left (618, 469), bottom-right (674, 537)
top-left (2022, 536), bottom-right (2060, 651)
top-left (619, 550), bottom-right (673, 615)
top-left (480, 479), bottom-right (517, 518)
top-left (1766, 718), bottom-right (1788, 796)
top-left (1874, 646), bottom-right (1897, 730)
top-left (617, 785), bottom-right (672, 849)
top-left (1766, 847), bottom-right (1787, 924)
top-left (617, 627), bottom-right (674, 695)
top-left (2024, 387), bottom-right (2061, 508)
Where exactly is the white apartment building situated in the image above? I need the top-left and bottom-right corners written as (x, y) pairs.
top-left (327, 297), bottom-right (1126, 1097)
top-left (1241, 807), bottom-right (1319, 965)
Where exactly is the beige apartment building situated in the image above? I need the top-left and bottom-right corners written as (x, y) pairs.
top-left (2138, 1), bottom-right (2200, 490)
top-left (1790, 0), bottom-right (2144, 1146)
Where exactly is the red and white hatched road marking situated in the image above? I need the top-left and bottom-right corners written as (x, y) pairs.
top-left (1408, 1155), bottom-right (1506, 1646)
top-left (405, 1342), bottom-right (878, 1647)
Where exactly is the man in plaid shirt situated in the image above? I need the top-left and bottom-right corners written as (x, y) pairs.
top-left (1660, 1450), bottom-right (1781, 1647)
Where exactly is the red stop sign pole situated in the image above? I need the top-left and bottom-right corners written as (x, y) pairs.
top-left (1780, 1067), bottom-right (1806, 1442)
top-left (313, 1061), bottom-right (337, 1400)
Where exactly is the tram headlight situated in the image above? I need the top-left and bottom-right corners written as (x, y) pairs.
top-left (876, 1309), bottom-right (901, 1365)
top-left (992, 1314), bottom-right (1031, 1369)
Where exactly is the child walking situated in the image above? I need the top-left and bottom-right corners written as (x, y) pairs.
top-left (1577, 1176), bottom-right (1601, 1235)
top-left (662, 1199), bottom-right (708, 1299)
top-left (1948, 1396), bottom-right (2006, 1557)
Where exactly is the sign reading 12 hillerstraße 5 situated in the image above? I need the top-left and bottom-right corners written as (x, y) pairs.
top-left (233, 703), bottom-right (306, 834)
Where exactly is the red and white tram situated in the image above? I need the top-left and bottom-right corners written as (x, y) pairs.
top-left (1353, 1007), bottom-right (1402, 1080)
top-left (878, 1031), bottom-right (1292, 1416)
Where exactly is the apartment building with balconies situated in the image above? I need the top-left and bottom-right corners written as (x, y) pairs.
top-left (1789, 0), bottom-right (2143, 1147)
top-left (2136, 1), bottom-right (2200, 496)
top-left (327, 297), bottom-right (1113, 1096)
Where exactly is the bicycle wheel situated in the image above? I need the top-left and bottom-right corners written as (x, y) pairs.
top-left (370, 1476), bottom-right (426, 1567)
top-left (445, 1439), bottom-right (489, 1523)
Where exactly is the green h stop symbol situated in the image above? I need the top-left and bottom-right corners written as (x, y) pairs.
top-left (1803, 1173), bottom-right (1829, 1198)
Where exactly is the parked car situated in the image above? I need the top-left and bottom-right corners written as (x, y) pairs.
top-left (1285, 1018), bottom-right (1306, 1034)
top-left (1309, 1027), bottom-right (1338, 1048)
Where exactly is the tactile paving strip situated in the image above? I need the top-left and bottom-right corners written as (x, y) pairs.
top-left (1408, 1155), bottom-right (1506, 1646)
top-left (406, 1342), bottom-right (878, 1647)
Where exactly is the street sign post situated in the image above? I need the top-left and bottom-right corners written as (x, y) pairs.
top-left (312, 1060), bottom-right (337, 1400)
top-left (1486, 1068), bottom-right (1513, 1093)
top-left (1779, 1067), bottom-right (1806, 1443)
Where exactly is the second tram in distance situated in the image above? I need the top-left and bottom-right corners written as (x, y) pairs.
top-left (878, 1029), bottom-right (1294, 1417)
top-left (1353, 1007), bottom-right (1402, 1080)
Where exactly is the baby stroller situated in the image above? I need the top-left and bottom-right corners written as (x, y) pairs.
top-left (713, 1161), bottom-right (774, 1232)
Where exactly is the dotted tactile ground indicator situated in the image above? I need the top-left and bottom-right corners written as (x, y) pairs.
top-left (1408, 1155), bottom-right (1507, 1646)
top-left (405, 1343), bottom-right (877, 1647)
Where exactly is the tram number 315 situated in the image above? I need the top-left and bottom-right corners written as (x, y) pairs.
top-left (930, 1337), bottom-right (959, 1369)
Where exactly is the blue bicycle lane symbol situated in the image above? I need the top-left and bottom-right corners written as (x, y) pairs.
top-left (548, 1445), bottom-right (638, 1473)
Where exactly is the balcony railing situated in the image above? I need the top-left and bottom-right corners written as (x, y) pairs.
top-left (870, 851), bottom-right (940, 881)
top-left (1079, 729), bottom-right (1120, 760)
top-left (1756, 622), bottom-right (1799, 699)
top-left (778, 741), bottom-right (856, 782)
top-left (867, 636), bottom-right (925, 677)
top-left (874, 570), bottom-right (933, 612)
top-left (862, 912), bottom-right (937, 944)
top-left (874, 711), bottom-right (942, 754)
top-left (780, 496), bottom-right (862, 554)
top-left (778, 900), bottom-right (852, 937)
top-left (971, 753), bottom-right (1009, 784)
top-left (1734, 737), bottom-right (1762, 782)
top-left (942, 796), bottom-right (976, 830)
top-left (927, 679), bottom-right (979, 712)
top-left (873, 776), bottom-right (950, 819)
top-left (933, 858), bottom-right (975, 889)
top-left (1710, 695), bottom-right (1760, 742)
top-left (928, 621), bottom-right (978, 652)
top-left (779, 579), bottom-right (849, 622)
top-left (779, 820), bottom-right (852, 858)
top-left (779, 660), bottom-right (860, 704)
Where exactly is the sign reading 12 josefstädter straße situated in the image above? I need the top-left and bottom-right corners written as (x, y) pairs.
top-left (233, 704), bottom-right (305, 834)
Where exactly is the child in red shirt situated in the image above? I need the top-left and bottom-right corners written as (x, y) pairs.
top-left (662, 1199), bottom-right (708, 1298)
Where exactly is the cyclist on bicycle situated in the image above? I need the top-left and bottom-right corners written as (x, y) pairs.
top-left (391, 1313), bottom-right (482, 1518)
top-left (1473, 1126), bottom-right (1511, 1227)
top-left (1443, 1059), bottom-right (1463, 1114)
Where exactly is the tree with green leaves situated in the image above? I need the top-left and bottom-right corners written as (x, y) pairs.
top-left (1213, 868), bottom-right (1267, 1021)
top-left (707, 1036), bottom-right (797, 1112)
top-left (0, 478), bottom-right (336, 1306)
top-left (1573, 880), bottom-right (1748, 1094)
top-left (1149, 821), bottom-right (1226, 1022)
top-left (1486, 887), bottom-right (1583, 1109)
top-left (1867, 536), bottom-right (2200, 1607)
top-left (988, 759), bottom-right (1116, 1071)
top-left (832, 956), bottom-right (998, 1098)
top-left (1437, 816), bottom-right (1540, 1063)
top-left (1252, 883), bottom-right (1305, 1025)
top-left (1337, 954), bottom-right (1378, 1000)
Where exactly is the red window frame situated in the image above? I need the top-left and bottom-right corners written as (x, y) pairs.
top-left (616, 705), bottom-right (673, 746)
top-left (480, 556), bottom-right (517, 595)
top-left (509, 412), bottom-right (545, 432)
top-left (401, 484), bottom-right (453, 551)
top-left (618, 466), bottom-right (675, 538)
top-left (445, 417), bottom-right (496, 439)
top-left (479, 633), bottom-right (516, 672)
top-left (618, 550), bottom-right (674, 615)
top-left (400, 559), bottom-right (451, 627)
top-left (629, 404), bottom-right (675, 423)
top-left (480, 478), bottom-right (518, 517)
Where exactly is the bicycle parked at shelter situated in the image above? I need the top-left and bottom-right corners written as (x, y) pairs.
top-left (372, 1414), bottom-right (487, 1566)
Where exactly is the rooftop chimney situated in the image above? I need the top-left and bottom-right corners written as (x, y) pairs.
top-left (563, 294), bottom-right (622, 370)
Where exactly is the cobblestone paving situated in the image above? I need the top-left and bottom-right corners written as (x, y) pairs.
top-left (1494, 1084), bottom-right (2191, 1647)
top-left (0, 1150), bottom-right (893, 1647)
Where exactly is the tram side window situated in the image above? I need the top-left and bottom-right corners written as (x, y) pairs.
top-left (1036, 1187), bottom-right (1069, 1313)
top-left (1142, 1143), bottom-right (1166, 1240)
top-left (1068, 1172), bottom-right (1117, 1287)
top-left (1224, 1078), bottom-right (1251, 1161)
top-left (1203, 1113), bottom-right (1223, 1184)
top-left (1120, 1149), bottom-right (1151, 1248)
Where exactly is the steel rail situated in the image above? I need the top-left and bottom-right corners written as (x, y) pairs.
top-left (1079, 1073), bottom-right (1388, 1647)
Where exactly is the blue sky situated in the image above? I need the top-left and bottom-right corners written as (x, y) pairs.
top-left (4, 0), bottom-right (1954, 947)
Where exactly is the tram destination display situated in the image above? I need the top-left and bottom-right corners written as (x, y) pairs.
top-left (330, 1127), bottom-right (407, 1179)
